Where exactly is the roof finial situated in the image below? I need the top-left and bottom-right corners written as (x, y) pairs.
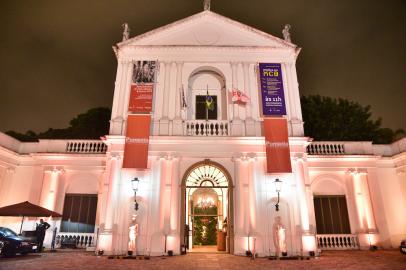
top-left (282, 24), bottom-right (292, 43)
top-left (203, 0), bottom-right (211, 11)
top-left (122, 23), bottom-right (130, 41)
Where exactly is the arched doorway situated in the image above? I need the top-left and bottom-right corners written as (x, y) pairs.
top-left (180, 160), bottom-right (234, 253)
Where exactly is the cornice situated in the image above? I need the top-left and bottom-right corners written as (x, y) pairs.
top-left (117, 10), bottom-right (296, 50)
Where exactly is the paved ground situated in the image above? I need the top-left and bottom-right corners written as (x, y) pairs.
top-left (0, 250), bottom-right (405, 270)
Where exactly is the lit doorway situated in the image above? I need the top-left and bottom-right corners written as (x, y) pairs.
top-left (180, 160), bottom-right (233, 254)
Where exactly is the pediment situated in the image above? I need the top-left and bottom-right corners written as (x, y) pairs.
top-left (119, 11), bottom-right (295, 49)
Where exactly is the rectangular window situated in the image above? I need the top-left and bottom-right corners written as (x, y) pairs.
top-left (60, 194), bottom-right (98, 233)
top-left (313, 195), bottom-right (351, 234)
top-left (195, 95), bottom-right (217, 120)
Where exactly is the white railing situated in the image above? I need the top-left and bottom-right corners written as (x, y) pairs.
top-left (307, 141), bottom-right (375, 155)
top-left (56, 232), bottom-right (96, 248)
top-left (66, 140), bottom-right (107, 153)
top-left (316, 234), bottom-right (359, 250)
top-left (307, 142), bottom-right (345, 155)
top-left (185, 120), bottom-right (229, 136)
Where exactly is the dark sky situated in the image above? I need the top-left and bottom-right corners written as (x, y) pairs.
top-left (1, 0), bottom-right (405, 133)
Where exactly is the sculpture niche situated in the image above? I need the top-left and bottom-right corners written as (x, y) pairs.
top-left (272, 216), bottom-right (287, 257)
top-left (128, 214), bottom-right (139, 256)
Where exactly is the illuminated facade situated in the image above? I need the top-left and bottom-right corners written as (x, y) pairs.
top-left (0, 9), bottom-right (405, 257)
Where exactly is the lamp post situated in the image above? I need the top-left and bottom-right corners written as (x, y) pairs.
top-left (131, 177), bottom-right (140, 211)
top-left (274, 178), bottom-right (282, 211)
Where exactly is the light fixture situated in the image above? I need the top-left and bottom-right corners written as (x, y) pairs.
top-left (131, 177), bottom-right (140, 211)
top-left (274, 178), bottom-right (282, 211)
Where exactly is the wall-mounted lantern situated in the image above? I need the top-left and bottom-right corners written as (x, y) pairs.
top-left (274, 178), bottom-right (282, 211)
top-left (131, 177), bottom-right (140, 211)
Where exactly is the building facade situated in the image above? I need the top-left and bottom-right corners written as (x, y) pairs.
top-left (0, 9), bottom-right (405, 257)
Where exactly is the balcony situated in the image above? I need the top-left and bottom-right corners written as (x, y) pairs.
top-left (184, 120), bottom-right (229, 136)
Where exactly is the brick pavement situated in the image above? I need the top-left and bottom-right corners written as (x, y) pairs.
top-left (0, 250), bottom-right (405, 270)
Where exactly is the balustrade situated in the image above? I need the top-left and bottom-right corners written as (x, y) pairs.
top-left (66, 141), bottom-right (107, 153)
top-left (307, 142), bottom-right (345, 155)
top-left (185, 120), bottom-right (229, 136)
top-left (56, 233), bottom-right (95, 248)
top-left (316, 234), bottom-right (359, 250)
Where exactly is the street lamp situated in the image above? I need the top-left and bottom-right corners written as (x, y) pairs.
top-left (131, 177), bottom-right (140, 211)
top-left (274, 178), bottom-right (282, 211)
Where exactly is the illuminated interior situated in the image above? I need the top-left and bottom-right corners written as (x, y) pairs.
top-left (185, 164), bottom-right (229, 252)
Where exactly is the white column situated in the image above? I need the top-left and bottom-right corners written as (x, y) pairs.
top-left (233, 155), bottom-right (251, 254)
top-left (162, 62), bottom-right (171, 119)
top-left (98, 153), bottom-right (123, 254)
top-left (39, 168), bottom-right (63, 211)
top-left (294, 157), bottom-right (316, 253)
top-left (173, 62), bottom-right (184, 135)
top-left (243, 62), bottom-right (255, 136)
top-left (231, 62), bottom-right (243, 136)
top-left (174, 63), bottom-right (183, 119)
top-left (349, 169), bottom-right (378, 248)
top-left (285, 62), bottom-right (304, 136)
top-left (159, 62), bottom-right (172, 135)
top-left (110, 59), bottom-right (132, 135)
top-left (0, 167), bottom-right (15, 206)
top-left (231, 62), bottom-right (239, 120)
top-left (242, 63), bottom-right (252, 119)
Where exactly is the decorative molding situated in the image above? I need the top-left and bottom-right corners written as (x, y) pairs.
top-left (117, 11), bottom-right (296, 49)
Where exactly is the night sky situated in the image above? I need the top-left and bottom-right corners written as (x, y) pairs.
top-left (1, 0), bottom-right (405, 133)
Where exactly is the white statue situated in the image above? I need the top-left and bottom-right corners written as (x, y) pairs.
top-left (204, 0), bottom-right (211, 11)
top-left (272, 216), bottom-right (287, 257)
top-left (282, 24), bottom-right (291, 43)
top-left (128, 215), bottom-right (139, 254)
top-left (122, 23), bottom-right (130, 41)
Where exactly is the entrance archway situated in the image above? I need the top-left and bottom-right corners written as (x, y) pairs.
top-left (180, 160), bottom-right (234, 254)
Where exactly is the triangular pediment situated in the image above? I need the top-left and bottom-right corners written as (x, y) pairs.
top-left (119, 11), bottom-right (295, 49)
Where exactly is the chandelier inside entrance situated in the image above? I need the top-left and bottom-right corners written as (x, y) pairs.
top-left (197, 195), bottom-right (215, 209)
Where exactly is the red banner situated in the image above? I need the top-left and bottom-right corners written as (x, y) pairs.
top-left (264, 118), bottom-right (292, 173)
top-left (128, 84), bottom-right (153, 113)
top-left (123, 115), bottom-right (151, 169)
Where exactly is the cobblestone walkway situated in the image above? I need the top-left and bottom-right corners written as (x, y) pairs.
top-left (0, 250), bottom-right (405, 270)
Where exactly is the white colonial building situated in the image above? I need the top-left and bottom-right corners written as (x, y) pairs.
top-left (0, 8), bottom-right (405, 257)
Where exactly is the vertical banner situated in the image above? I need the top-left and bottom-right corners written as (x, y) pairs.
top-left (123, 115), bottom-right (151, 169)
top-left (259, 63), bottom-right (287, 116)
top-left (129, 84), bottom-right (153, 113)
top-left (128, 61), bottom-right (156, 113)
top-left (264, 118), bottom-right (292, 173)
top-left (124, 60), bottom-right (157, 168)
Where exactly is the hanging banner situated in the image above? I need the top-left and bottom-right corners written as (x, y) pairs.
top-left (259, 63), bottom-right (287, 116)
top-left (128, 61), bottom-right (157, 112)
top-left (123, 115), bottom-right (151, 169)
top-left (264, 118), bottom-right (292, 173)
top-left (129, 84), bottom-right (153, 113)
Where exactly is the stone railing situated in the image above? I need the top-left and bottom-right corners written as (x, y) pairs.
top-left (184, 120), bottom-right (229, 136)
top-left (56, 232), bottom-right (96, 248)
top-left (316, 234), bottom-right (359, 250)
top-left (307, 142), bottom-right (345, 155)
top-left (307, 141), bottom-right (374, 155)
top-left (65, 140), bottom-right (107, 154)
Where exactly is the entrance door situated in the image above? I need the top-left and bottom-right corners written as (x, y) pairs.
top-left (180, 161), bottom-right (233, 253)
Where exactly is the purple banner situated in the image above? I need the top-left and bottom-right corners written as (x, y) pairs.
top-left (259, 63), bottom-right (287, 116)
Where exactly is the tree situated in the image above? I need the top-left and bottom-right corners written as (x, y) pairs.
top-left (6, 107), bottom-right (111, 141)
top-left (301, 95), bottom-right (404, 144)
